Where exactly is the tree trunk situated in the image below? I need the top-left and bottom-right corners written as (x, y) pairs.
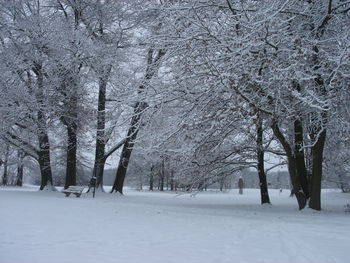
top-left (219, 178), bottom-right (224, 191)
top-left (92, 161), bottom-right (105, 189)
top-left (159, 159), bottom-right (165, 191)
top-left (2, 145), bottom-right (9, 186)
top-left (16, 150), bottom-right (25, 187)
top-left (110, 49), bottom-right (165, 194)
top-left (166, 172), bottom-right (169, 190)
top-left (309, 129), bottom-right (327, 210)
top-left (238, 177), bottom-right (244, 194)
top-left (64, 125), bottom-right (77, 189)
top-left (287, 155), bottom-right (307, 209)
top-left (294, 118), bottom-right (309, 198)
top-left (159, 174), bottom-right (164, 191)
top-left (308, 69), bottom-right (328, 210)
top-left (38, 151), bottom-right (54, 190)
top-left (92, 65), bottom-right (111, 191)
top-left (59, 77), bottom-right (79, 189)
top-left (110, 102), bottom-right (146, 194)
top-left (256, 116), bottom-right (270, 204)
top-left (37, 113), bottom-right (54, 191)
top-left (272, 121), bottom-right (306, 209)
top-left (170, 170), bottom-right (174, 191)
top-left (34, 64), bottom-right (55, 191)
top-left (149, 168), bottom-right (154, 191)
top-left (307, 39), bottom-right (329, 210)
top-left (110, 136), bottom-right (137, 194)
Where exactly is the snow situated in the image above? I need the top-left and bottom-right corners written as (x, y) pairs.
top-left (0, 186), bottom-right (349, 263)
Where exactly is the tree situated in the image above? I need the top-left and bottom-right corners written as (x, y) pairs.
top-left (16, 150), bottom-right (25, 186)
top-left (111, 48), bottom-right (166, 194)
top-left (0, 3), bottom-right (57, 187)
top-left (255, 113), bottom-right (270, 204)
top-left (1, 143), bottom-right (10, 185)
top-left (146, 0), bottom-right (350, 210)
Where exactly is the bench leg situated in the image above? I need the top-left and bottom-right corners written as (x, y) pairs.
top-left (75, 193), bottom-right (81, 198)
top-left (65, 193), bottom-right (71, 197)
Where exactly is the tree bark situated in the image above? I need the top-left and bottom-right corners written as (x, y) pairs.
top-left (149, 166), bottom-right (154, 191)
top-left (307, 68), bottom-right (328, 210)
top-left (37, 109), bottom-right (54, 190)
top-left (256, 116), bottom-right (270, 204)
top-left (238, 177), bottom-right (244, 194)
top-left (110, 49), bottom-right (165, 194)
top-left (159, 174), bottom-right (164, 191)
top-left (64, 125), bottom-right (77, 189)
top-left (272, 121), bottom-right (306, 209)
top-left (110, 102), bottom-right (146, 194)
top-left (38, 150), bottom-right (54, 190)
top-left (170, 170), bottom-right (174, 191)
top-left (16, 150), bottom-right (25, 186)
top-left (60, 93), bottom-right (78, 189)
top-left (159, 159), bottom-right (165, 191)
top-left (34, 64), bottom-right (55, 191)
top-left (291, 81), bottom-right (310, 199)
top-left (92, 65), bottom-right (111, 191)
top-left (294, 118), bottom-right (310, 198)
top-left (2, 144), bottom-right (9, 186)
top-left (111, 144), bottom-right (133, 194)
top-left (91, 161), bottom-right (105, 188)
top-left (309, 129), bottom-right (327, 210)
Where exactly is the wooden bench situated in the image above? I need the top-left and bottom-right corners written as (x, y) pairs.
top-left (61, 186), bottom-right (85, 197)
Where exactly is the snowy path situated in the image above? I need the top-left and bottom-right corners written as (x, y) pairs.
top-left (0, 187), bottom-right (349, 263)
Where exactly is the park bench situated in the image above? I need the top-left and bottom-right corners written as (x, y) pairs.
top-left (61, 186), bottom-right (85, 197)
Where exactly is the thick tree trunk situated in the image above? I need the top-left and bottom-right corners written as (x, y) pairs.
top-left (256, 116), bottom-right (270, 204)
top-left (307, 70), bottom-right (328, 210)
top-left (149, 169), bottom-right (154, 191)
top-left (169, 170), bottom-right (175, 191)
top-left (110, 49), bottom-right (165, 194)
top-left (64, 125), bottom-right (77, 189)
top-left (92, 65), bottom-right (111, 191)
top-left (16, 151), bottom-right (25, 187)
top-left (37, 112), bottom-right (54, 190)
top-left (111, 102), bottom-right (146, 194)
top-left (34, 64), bottom-right (55, 191)
top-left (2, 144), bottom-right (9, 186)
top-left (309, 129), bottom-right (327, 210)
top-left (306, 34), bottom-right (329, 209)
top-left (111, 141), bottom-right (134, 194)
top-left (93, 146), bottom-right (105, 191)
top-left (38, 151), bottom-right (54, 190)
top-left (159, 174), bottom-right (164, 191)
top-left (166, 172), bottom-right (169, 190)
top-left (92, 161), bottom-right (105, 189)
top-left (60, 80), bottom-right (79, 189)
top-left (287, 155), bottom-right (307, 209)
top-left (272, 121), bottom-right (306, 209)
top-left (294, 118), bottom-right (309, 198)
top-left (159, 159), bottom-right (165, 191)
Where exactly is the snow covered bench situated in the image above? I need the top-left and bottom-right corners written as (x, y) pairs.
top-left (61, 186), bottom-right (85, 197)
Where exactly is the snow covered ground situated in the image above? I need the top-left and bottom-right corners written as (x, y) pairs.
top-left (0, 186), bottom-right (349, 263)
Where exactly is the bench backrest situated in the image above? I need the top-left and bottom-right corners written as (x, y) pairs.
top-left (66, 186), bottom-right (85, 191)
